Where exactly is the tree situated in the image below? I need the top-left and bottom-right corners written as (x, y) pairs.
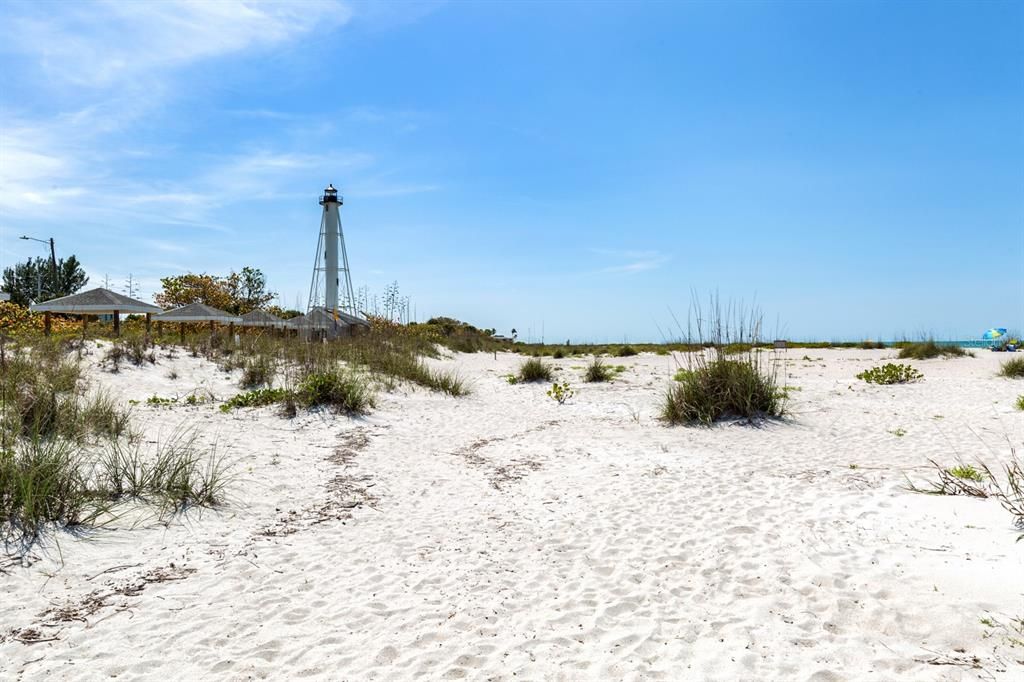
top-left (223, 266), bottom-right (275, 314)
top-left (1, 255), bottom-right (88, 306)
top-left (154, 267), bottom-right (275, 314)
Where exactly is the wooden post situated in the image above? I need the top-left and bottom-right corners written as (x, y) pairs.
top-left (158, 321), bottom-right (164, 336)
top-left (113, 310), bottom-right (121, 337)
top-left (180, 322), bottom-right (185, 343)
top-left (145, 313), bottom-right (152, 337)
top-left (44, 311), bottom-right (52, 336)
top-left (82, 315), bottom-right (89, 337)
top-left (208, 319), bottom-right (215, 337)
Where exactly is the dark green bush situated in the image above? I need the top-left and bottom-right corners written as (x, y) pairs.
top-left (615, 345), bottom-right (638, 357)
top-left (661, 359), bottom-right (783, 425)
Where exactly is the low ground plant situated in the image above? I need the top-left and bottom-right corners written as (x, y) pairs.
top-left (220, 388), bottom-right (291, 412)
top-left (857, 363), bottom-right (923, 385)
top-left (1016, 395), bottom-right (1024, 411)
top-left (615, 345), bottom-right (638, 357)
top-left (547, 381), bottom-right (574, 405)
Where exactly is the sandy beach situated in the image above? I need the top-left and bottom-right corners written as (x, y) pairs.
top-left (2, 346), bottom-right (1022, 681)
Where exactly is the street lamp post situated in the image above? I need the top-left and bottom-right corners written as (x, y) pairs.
top-left (19, 235), bottom-right (57, 300)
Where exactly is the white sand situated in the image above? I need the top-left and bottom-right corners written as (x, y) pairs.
top-left (2, 346), bottom-right (1023, 680)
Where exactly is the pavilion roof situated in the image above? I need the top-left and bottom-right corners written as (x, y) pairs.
top-left (29, 288), bottom-right (162, 315)
top-left (154, 302), bottom-right (242, 323)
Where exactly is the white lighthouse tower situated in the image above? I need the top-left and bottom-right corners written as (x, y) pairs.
top-left (307, 184), bottom-right (357, 319)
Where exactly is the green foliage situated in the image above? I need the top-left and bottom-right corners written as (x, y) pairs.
top-left (552, 348), bottom-right (565, 359)
top-left (1015, 395), bottom-right (1024, 411)
top-left (584, 357), bottom-right (613, 382)
top-left (999, 357), bottom-right (1024, 379)
top-left (857, 363), bottom-right (923, 385)
top-left (615, 345), bottom-right (638, 357)
top-left (546, 381), bottom-right (574, 405)
top-left (517, 357), bottom-right (553, 383)
top-left (662, 359), bottom-right (784, 425)
top-left (146, 395), bottom-right (178, 407)
top-left (898, 340), bottom-right (967, 360)
top-left (105, 335), bottom-right (154, 370)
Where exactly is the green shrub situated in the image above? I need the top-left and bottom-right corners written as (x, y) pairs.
top-left (1016, 395), bottom-right (1024, 411)
top-left (857, 363), bottom-right (923, 385)
top-left (297, 369), bottom-right (375, 414)
top-left (661, 359), bottom-right (784, 425)
top-left (898, 340), bottom-right (966, 360)
top-left (518, 358), bottom-right (553, 383)
top-left (615, 345), bottom-right (638, 357)
top-left (552, 349), bottom-right (565, 359)
top-left (859, 340), bottom-right (886, 349)
top-left (999, 357), bottom-right (1024, 379)
top-left (584, 357), bottom-right (613, 382)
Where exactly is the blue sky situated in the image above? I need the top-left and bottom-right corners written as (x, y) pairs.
top-left (1, 0), bottom-right (1020, 342)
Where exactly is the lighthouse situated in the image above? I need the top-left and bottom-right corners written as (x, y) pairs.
top-left (306, 183), bottom-right (357, 319)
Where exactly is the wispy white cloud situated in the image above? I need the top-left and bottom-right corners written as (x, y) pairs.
top-left (1, 0), bottom-right (352, 89)
top-left (590, 249), bottom-right (671, 274)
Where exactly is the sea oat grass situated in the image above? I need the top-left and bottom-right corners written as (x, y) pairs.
top-left (999, 357), bottom-right (1024, 379)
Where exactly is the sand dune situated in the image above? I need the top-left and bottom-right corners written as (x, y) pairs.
top-left (2, 347), bottom-right (1022, 680)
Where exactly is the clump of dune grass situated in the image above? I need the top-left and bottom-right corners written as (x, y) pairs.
top-left (615, 345), bottom-right (638, 357)
top-left (906, 440), bottom-right (1024, 539)
top-left (662, 359), bottom-right (783, 425)
top-left (584, 357), bottom-right (613, 382)
top-left (297, 368), bottom-right (375, 414)
top-left (98, 429), bottom-right (229, 511)
top-left (898, 340), bottom-right (967, 360)
top-left (661, 294), bottom-right (785, 426)
top-left (240, 354), bottom-right (275, 389)
top-left (0, 438), bottom-right (107, 544)
top-left (552, 348), bottom-right (565, 359)
top-left (1015, 395), bottom-right (1024, 411)
top-left (999, 357), bottom-right (1024, 379)
top-left (517, 357), bottom-right (553, 383)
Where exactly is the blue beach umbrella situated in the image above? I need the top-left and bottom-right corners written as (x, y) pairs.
top-left (982, 328), bottom-right (1007, 340)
